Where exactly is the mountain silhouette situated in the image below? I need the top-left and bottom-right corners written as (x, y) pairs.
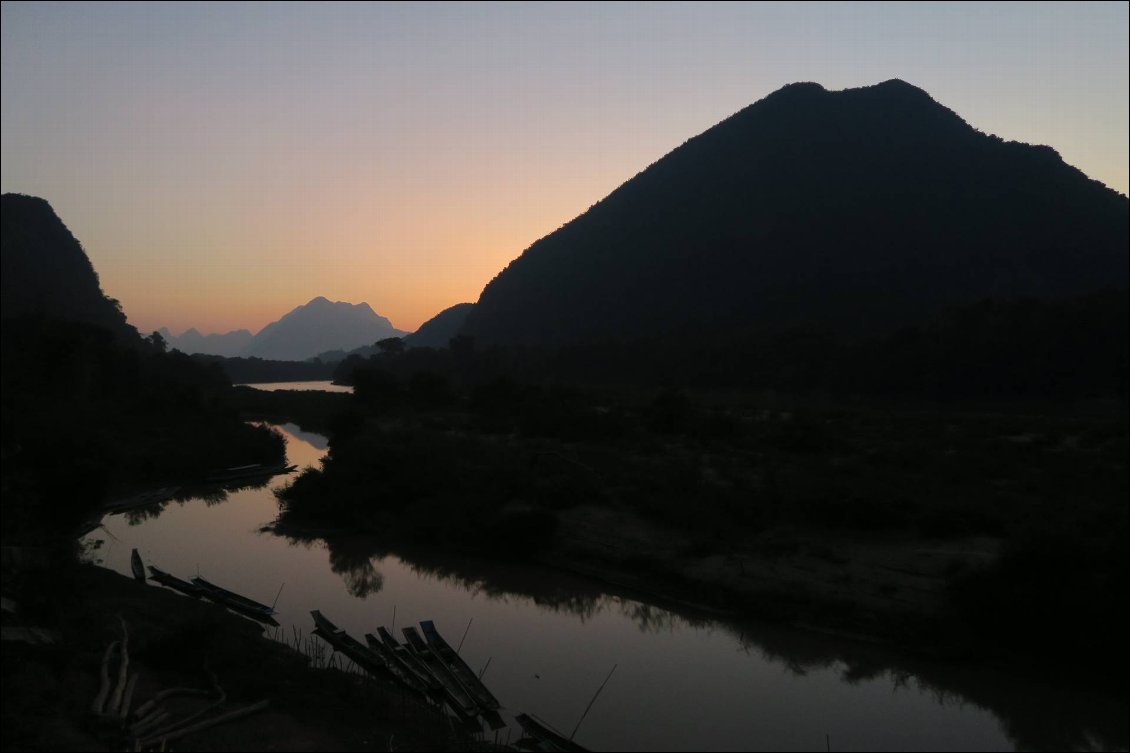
top-left (158, 327), bottom-right (253, 357)
top-left (159, 323), bottom-right (254, 357)
top-left (239, 296), bottom-right (407, 361)
top-left (1, 194), bottom-right (287, 540)
top-left (405, 302), bottom-right (474, 348)
top-left (1, 193), bottom-right (138, 341)
top-left (463, 80), bottom-right (1128, 345)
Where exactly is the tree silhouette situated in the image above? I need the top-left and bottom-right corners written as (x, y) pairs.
top-left (376, 336), bottom-right (405, 356)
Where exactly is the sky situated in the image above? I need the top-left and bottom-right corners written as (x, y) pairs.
top-left (2, 2), bottom-right (1127, 335)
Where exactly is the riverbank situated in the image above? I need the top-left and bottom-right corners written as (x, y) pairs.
top-left (1, 563), bottom-right (474, 751)
top-left (272, 391), bottom-right (1128, 691)
top-left (546, 504), bottom-right (993, 635)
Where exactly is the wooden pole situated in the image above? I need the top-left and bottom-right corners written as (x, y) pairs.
top-left (139, 699), bottom-right (268, 748)
top-left (570, 664), bottom-right (617, 741)
top-left (107, 618), bottom-right (130, 715)
top-left (456, 617), bottom-right (473, 654)
top-left (118, 673), bottom-right (139, 718)
top-left (270, 582), bottom-right (285, 611)
top-left (91, 640), bottom-right (119, 714)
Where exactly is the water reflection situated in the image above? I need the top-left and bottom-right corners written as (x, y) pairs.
top-left (88, 422), bottom-right (1127, 752)
top-left (288, 528), bottom-right (1128, 753)
top-left (278, 422), bottom-right (329, 451)
top-left (326, 536), bottom-right (385, 598)
top-left (115, 476), bottom-right (283, 525)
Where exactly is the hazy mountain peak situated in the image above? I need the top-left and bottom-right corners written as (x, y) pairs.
top-left (241, 298), bottom-right (406, 361)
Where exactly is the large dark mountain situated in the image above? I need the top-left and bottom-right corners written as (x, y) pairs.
top-left (404, 302), bottom-right (474, 348)
top-left (463, 80), bottom-right (1128, 345)
top-left (240, 296), bottom-right (407, 361)
top-left (1, 193), bottom-right (138, 340)
top-left (1, 194), bottom-right (283, 538)
top-left (158, 327), bottom-right (253, 357)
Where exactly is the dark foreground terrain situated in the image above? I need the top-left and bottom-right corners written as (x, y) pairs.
top-left (2, 564), bottom-right (470, 752)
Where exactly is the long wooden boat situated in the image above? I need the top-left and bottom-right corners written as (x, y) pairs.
top-left (420, 620), bottom-right (501, 710)
top-left (192, 576), bottom-right (279, 625)
top-left (373, 627), bottom-right (443, 694)
top-left (310, 611), bottom-right (399, 682)
top-left (130, 549), bottom-right (146, 582)
top-left (368, 629), bottom-right (442, 694)
top-left (103, 486), bottom-right (180, 514)
top-left (360, 632), bottom-right (432, 695)
top-left (403, 626), bottom-right (480, 718)
top-left (205, 463), bottom-right (296, 483)
top-left (515, 713), bottom-right (590, 753)
top-left (148, 566), bottom-right (204, 598)
top-left (310, 609), bottom-right (343, 637)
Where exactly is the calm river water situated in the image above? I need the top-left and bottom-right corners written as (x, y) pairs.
top-left (83, 423), bottom-right (1127, 751)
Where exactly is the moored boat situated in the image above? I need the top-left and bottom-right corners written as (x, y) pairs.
top-left (373, 626), bottom-right (442, 694)
top-left (362, 632), bottom-right (432, 695)
top-left (420, 619), bottom-right (501, 710)
top-left (515, 713), bottom-right (590, 753)
top-left (310, 609), bottom-right (343, 637)
top-left (103, 486), bottom-right (180, 514)
top-left (403, 626), bottom-right (481, 718)
top-left (130, 549), bottom-right (146, 582)
top-left (368, 628), bottom-right (442, 691)
top-left (205, 463), bottom-right (296, 483)
top-left (193, 575), bottom-right (279, 625)
top-left (310, 611), bottom-right (402, 683)
top-left (147, 566), bottom-right (204, 598)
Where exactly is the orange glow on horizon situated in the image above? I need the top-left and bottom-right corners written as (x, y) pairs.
top-left (3, 4), bottom-right (1125, 336)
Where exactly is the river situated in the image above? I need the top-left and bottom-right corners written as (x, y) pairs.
top-left (82, 423), bottom-right (1128, 751)
top-left (238, 380), bottom-right (353, 393)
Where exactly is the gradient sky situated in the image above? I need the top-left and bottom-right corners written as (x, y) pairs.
top-left (3, 2), bottom-right (1127, 335)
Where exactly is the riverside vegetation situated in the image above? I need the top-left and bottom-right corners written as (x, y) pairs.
top-left (272, 346), bottom-right (1128, 691)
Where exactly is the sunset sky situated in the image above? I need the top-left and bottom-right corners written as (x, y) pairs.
top-left (3, 2), bottom-right (1127, 335)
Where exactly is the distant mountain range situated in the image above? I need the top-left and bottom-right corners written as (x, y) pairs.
top-left (463, 80), bottom-right (1128, 346)
top-left (163, 297), bottom-right (408, 361)
top-left (157, 327), bottom-right (253, 357)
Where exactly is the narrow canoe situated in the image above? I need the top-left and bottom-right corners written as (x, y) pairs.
top-left (311, 609), bottom-right (343, 636)
top-left (310, 611), bottom-right (399, 681)
top-left (368, 628), bottom-right (442, 691)
top-left (205, 463), bottom-right (295, 483)
top-left (361, 632), bottom-right (432, 695)
top-left (373, 626), bottom-right (443, 694)
top-left (130, 549), bottom-right (146, 582)
top-left (420, 619), bottom-right (501, 710)
top-left (515, 713), bottom-right (590, 753)
top-left (147, 566), bottom-right (204, 598)
top-left (403, 626), bottom-right (480, 718)
top-left (193, 576), bottom-right (279, 625)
